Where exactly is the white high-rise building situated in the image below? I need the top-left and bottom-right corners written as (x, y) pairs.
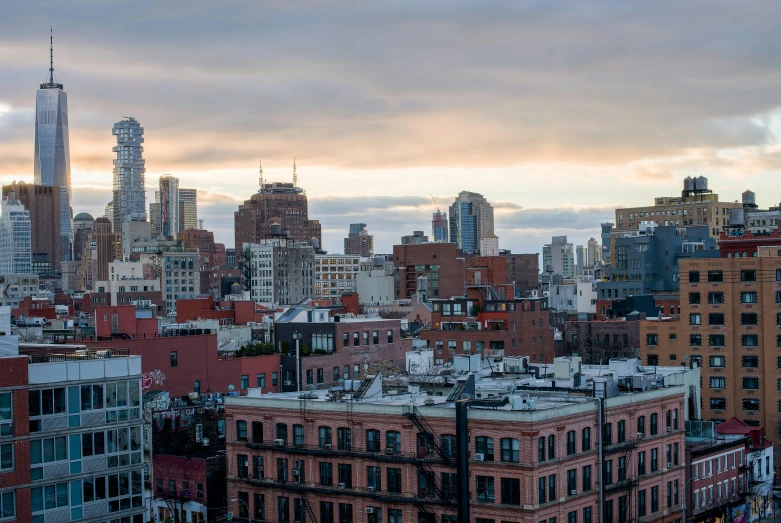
top-left (112, 117), bottom-right (146, 232)
top-left (543, 235), bottom-right (575, 279)
top-left (0, 193), bottom-right (32, 275)
top-left (34, 32), bottom-right (72, 261)
top-left (178, 188), bottom-right (198, 231)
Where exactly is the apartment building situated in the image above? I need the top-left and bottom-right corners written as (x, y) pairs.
top-left (0, 345), bottom-right (144, 523)
top-left (641, 249), bottom-right (781, 434)
top-left (314, 255), bottom-right (361, 302)
top-left (224, 357), bottom-right (694, 523)
top-left (163, 251), bottom-right (201, 315)
top-left (245, 240), bottom-right (315, 306)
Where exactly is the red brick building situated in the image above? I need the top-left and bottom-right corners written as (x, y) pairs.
top-left (392, 243), bottom-right (466, 300)
top-left (176, 297), bottom-right (272, 325)
top-left (224, 363), bottom-right (689, 523)
top-left (719, 229), bottom-right (781, 258)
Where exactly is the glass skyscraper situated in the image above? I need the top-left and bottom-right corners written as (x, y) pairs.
top-left (448, 191), bottom-right (494, 254)
top-left (34, 34), bottom-right (72, 261)
top-left (112, 117), bottom-right (146, 232)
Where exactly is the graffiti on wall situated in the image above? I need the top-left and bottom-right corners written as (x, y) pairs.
top-left (142, 370), bottom-right (166, 389)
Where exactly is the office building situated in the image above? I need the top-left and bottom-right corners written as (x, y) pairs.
top-left (33, 33), bottom-right (72, 262)
top-left (576, 244), bottom-right (588, 276)
top-left (120, 220), bottom-right (152, 262)
top-left (343, 223), bottom-right (374, 257)
top-left (542, 235), bottom-right (575, 279)
top-left (104, 201), bottom-right (114, 231)
top-left (178, 188), bottom-right (198, 231)
top-left (2, 182), bottom-right (61, 272)
top-left (111, 117), bottom-right (146, 232)
top-left (162, 251), bottom-right (201, 315)
top-left (234, 175), bottom-right (321, 257)
top-left (431, 210), bottom-right (448, 242)
top-left (149, 195), bottom-right (161, 238)
top-left (615, 177), bottom-right (742, 241)
top-left (0, 193), bottom-right (32, 275)
top-left (587, 237), bottom-right (601, 267)
top-left (0, 344), bottom-right (145, 523)
top-left (86, 217), bottom-right (121, 285)
top-left (226, 248), bottom-right (236, 269)
top-left (601, 223), bottom-right (614, 266)
top-left (449, 191), bottom-right (494, 254)
top-left (72, 212), bottom-right (94, 262)
top-left (177, 228), bottom-right (226, 269)
top-left (315, 254), bottom-right (361, 302)
top-left (225, 356), bottom-right (693, 523)
top-left (244, 239), bottom-right (314, 306)
top-left (158, 175), bottom-right (179, 238)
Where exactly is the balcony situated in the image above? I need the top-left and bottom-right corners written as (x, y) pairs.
top-left (227, 475), bottom-right (455, 506)
top-left (243, 441), bottom-right (450, 465)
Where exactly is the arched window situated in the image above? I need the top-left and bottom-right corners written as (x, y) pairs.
top-left (252, 421), bottom-right (263, 443)
top-left (547, 434), bottom-right (555, 460)
top-left (236, 420), bottom-right (247, 442)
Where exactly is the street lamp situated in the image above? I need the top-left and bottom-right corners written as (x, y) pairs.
top-left (292, 331), bottom-right (302, 392)
top-left (230, 498), bottom-right (250, 521)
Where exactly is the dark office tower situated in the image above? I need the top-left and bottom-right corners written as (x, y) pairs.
top-left (112, 117), bottom-right (146, 232)
top-left (33, 31), bottom-right (72, 261)
top-left (344, 223), bottom-right (374, 257)
top-left (234, 162), bottom-right (321, 256)
top-left (1, 182), bottom-right (61, 272)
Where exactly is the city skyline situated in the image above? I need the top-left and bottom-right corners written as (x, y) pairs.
top-left (1, 3), bottom-right (781, 254)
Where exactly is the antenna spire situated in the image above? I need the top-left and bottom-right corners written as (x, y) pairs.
top-left (49, 27), bottom-right (54, 84)
top-left (293, 157), bottom-right (297, 187)
top-left (258, 160), bottom-right (264, 192)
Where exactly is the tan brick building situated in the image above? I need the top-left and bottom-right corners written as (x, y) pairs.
top-left (641, 253), bottom-right (781, 437)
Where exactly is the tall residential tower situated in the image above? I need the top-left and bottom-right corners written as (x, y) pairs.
top-left (448, 191), bottom-right (494, 254)
top-left (112, 117), bottom-right (146, 232)
top-left (33, 31), bottom-right (72, 261)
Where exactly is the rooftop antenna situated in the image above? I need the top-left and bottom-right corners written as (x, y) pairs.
top-left (49, 27), bottom-right (54, 84)
top-left (258, 160), bottom-right (264, 193)
top-left (293, 157), bottom-right (297, 188)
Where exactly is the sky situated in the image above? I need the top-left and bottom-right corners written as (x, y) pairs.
top-left (2, 1), bottom-right (781, 255)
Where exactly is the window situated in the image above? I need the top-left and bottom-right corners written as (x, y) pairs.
top-left (237, 454), bottom-right (248, 478)
top-left (193, 380), bottom-right (201, 394)
top-left (617, 420), bottom-right (626, 443)
top-left (567, 469), bottom-right (576, 495)
top-left (689, 313), bottom-right (701, 325)
top-left (502, 438), bottom-right (519, 462)
top-left (711, 398), bottom-right (727, 410)
top-left (710, 355), bottom-right (726, 368)
top-left (319, 462), bottom-right (333, 486)
top-left (388, 509), bottom-right (402, 523)
top-left (387, 431), bottom-right (401, 454)
top-left (277, 458), bottom-right (288, 482)
top-left (475, 436), bottom-right (494, 461)
top-left (337, 427), bottom-right (352, 450)
top-left (293, 424), bottom-right (304, 447)
top-left (276, 423), bottom-right (288, 445)
top-left (743, 398), bottom-right (760, 411)
top-left (651, 486), bottom-right (659, 512)
top-left (742, 334), bottom-right (759, 347)
top-left (441, 434), bottom-right (456, 459)
top-left (236, 420), bottom-right (247, 441)
top-left (648, 354), bottom-right (659, 366)
top-left (637, 415), bottom-right (645, 435)
top-left (338, 464), bottom-right (352, 488)
top-left (547, 434), bottom-right (555, 459)
top-left (476, 476), bottom-right (494, 502)
top-left (278, 496), bottom-right (289, 523)
top-left (603, 459), bottom-right (612, 484)
top-left (708, 271), bottom-right (723, 282)
top-left (603, 423), bottom-right (612, 445)
top-left (709, 334), bottom-right (725, 347)
top-left (650, 413), bottom-right (658, 435)
top-left (387, 330), bottom-right (394, 343)
top-left (689, 292), bottom-right (701, 304)
top-left (689, 271), bottom-right (700, 282)
top-left (254, 494), bottom-right (265, 521)
top-left (743, 377), bottom-right (759, 390)
top-left (253, 456), bottom-right (264, 479)
top-left (566, 430), bottom-right (576, 455)
top-left (741, 313), bottom-right (758, 325)
top-left (319, 426), bottom-right (332, 448)
top-left (708, 292), bottom-right (724, 304)
top-left (742, 356), bottom-right (759, 368)
top-left (651, 448), bottom-right (658, 472)
top-left (638, 451), bottom-right (646, 475)
top-left (709, 313), bottom-right (725, 326)
top-left (741, 269), bottom-right (756, 282)
top-left (568, 511), bottom-right (577, 523)
top-left (690, 334), bottom-right (702, 347)
top-left (366, 430), bottom-right (380, 452)
top-left (170, 352), bottom-right (178, 367)
top-left (272, 372), bottom-right (279, 386)
top-left (710, 377), bottom-right (726, 389)
top-left (741, 291), bottom-right (757, 304)
top-left (257, 373), bottom-right (265, 388)
top-left (583, 507), bottom-right (592, 523)
top-left (252, 421), bottom-right (263, 443)
top-left (387, 468), bottom-right (402, 493)
top-left (367, 466), bottom-right (381, 491)
top-left (581, 427), bottom-right (591, 451)
top-left (582, 465), bottom-right (591, 491)
top-left (501, 477), bottom-right (520, 505)
top-left (32, 483), bottom-right (68, 514)
top-left (240, 375), bottom-right (249, 389)
top-left (538, 437), bottom-right (545, 462)
top-left (338, 503), bottom-right (352, 523)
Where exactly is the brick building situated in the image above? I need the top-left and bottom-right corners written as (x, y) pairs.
top-left (420, 296), bottom-right (554, 364)
top-left (500, 251), bottom-right (539, 294)
top-left (2, 182), bottom-right (61, 272)
top-left (177, 228), bottom-right (227, 268)
top-left (224, 357), bottom-right (694, 523)
top-left (564, 318), bottom-right (640, 364)
top-left (719, 229), bottom-right (781, 259)
top-left (392, 243), bottom-right (466, 300)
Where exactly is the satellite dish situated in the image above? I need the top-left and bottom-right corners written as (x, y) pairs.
top-left (228, 385), bottom-right (235, 391)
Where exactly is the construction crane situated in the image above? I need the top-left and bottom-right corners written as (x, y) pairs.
top-left (431, 195), bottom-right (440, 212)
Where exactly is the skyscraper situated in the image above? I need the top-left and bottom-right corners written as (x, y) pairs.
top-left (431, 210), bottom-right (448, 242)
top-left (344, 223), bottom-right (374, 257)
top-left (587, 237), bottom-right (601, 267)
top-left (112, 117), bottom-right (146, 232)
top-left (33, 31), bottom-right (72, 261)
top-left (575, 245), bottom-right (587, 275)
top-left (178, 188), bottom-right (198, 231)
top-left (159, 175), bottom-right (179, 237)
top-left (0, 192), bottom-right (32, 275)
top-left (1, 182), bottom-right (61, 272)
top-left (448, 191), bottom-right (494, 254)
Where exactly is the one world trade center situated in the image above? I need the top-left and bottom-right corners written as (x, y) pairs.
top-left (34, 31), bottom-right (72, 262)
